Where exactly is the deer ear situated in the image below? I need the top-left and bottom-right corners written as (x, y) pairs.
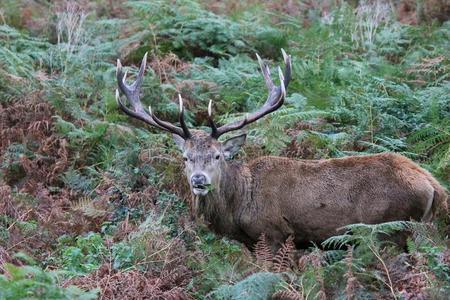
top-left (172, 134), bottom-right (185, 151)
top-left (222, 134), bottom-right (246, 159)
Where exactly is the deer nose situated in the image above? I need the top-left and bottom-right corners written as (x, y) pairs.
top-left (191, 174), bottom-right (207, 186)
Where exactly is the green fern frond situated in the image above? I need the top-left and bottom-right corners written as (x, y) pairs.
top-left (408, 119), bottom-right (450, 177)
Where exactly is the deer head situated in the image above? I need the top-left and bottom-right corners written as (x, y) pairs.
top-left (115, 50), bottom-right (291, 196)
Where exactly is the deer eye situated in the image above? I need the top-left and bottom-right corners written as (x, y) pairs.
top-left (215, 154), bottom-right (220, 160)
top-left (183, 157), bottom-right (188, 162)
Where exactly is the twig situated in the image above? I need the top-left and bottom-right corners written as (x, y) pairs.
top-left (369, 243), bottom-right (397, 300)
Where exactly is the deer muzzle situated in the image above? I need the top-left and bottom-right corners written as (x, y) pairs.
top-left (190, 173), bottom-right (210, 196)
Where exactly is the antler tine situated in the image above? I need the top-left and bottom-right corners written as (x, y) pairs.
top-left (178, 94), bottom-right (192, 138)
top-left (207, 100), bottom-right (218, 137)
top-left (281, 48), bottom-right (292, 87)
top-left (116, 53), bottom-right (191, 139)
top-left (210, 49), bottom-right (292, 139)
top-left (278, 66), bottom-right (286, 99)
top-left (147, 100), bottom-right (190, 138)
top-left (256, 53), bottom-right (274, 90)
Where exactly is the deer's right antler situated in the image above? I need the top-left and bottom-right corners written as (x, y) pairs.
top-left (207, 49), bottom-right (292, 139)
top-left (116, 53), bottom-right (191, 139)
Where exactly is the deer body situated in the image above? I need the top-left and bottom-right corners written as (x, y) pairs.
top-left (192, 149), bottom-right (447, 248)
top-left (115, 50), bottom-right (447, 250)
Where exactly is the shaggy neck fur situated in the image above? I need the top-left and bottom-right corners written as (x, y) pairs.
top-left (194, 160), bottom-right (252, 238)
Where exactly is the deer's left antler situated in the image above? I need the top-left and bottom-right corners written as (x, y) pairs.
top-left (208, 49), bottom-right (292, 139)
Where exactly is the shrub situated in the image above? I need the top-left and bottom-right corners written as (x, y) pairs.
top-left (0, 263), bottom-right (98, 299)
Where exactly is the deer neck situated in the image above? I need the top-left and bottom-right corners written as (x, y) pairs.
top-left (194, 161), bottom-right (251, 236)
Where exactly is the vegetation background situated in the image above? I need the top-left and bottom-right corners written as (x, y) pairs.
top-left (0, 0), bottom-right (449, 299)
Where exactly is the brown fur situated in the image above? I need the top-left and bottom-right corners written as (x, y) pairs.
top-left (186, 133), bottom-right (448, 248)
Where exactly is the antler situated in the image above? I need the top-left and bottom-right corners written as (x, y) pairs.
top-left (116, 53), bottom-right (191, 139)
top-left (208, 49), bottom-right (292, 139)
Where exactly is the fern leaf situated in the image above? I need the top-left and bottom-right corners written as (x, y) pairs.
top-left (254, 233), bottom-right (273, 270)
top-left (71, 197), bottom-right (108, 218)
top-left (272, 289), bottom-right (303, 300)
top-left (344, 246), bottom-right (359, 300)
top-left (273, 236), bottom-right (295, 273)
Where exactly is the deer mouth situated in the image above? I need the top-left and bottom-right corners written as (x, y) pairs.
top-left (192, 184), bottom-right (210, 196)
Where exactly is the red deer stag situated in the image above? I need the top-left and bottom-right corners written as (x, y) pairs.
top-left (115, 50), bottom-right (447, 249)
